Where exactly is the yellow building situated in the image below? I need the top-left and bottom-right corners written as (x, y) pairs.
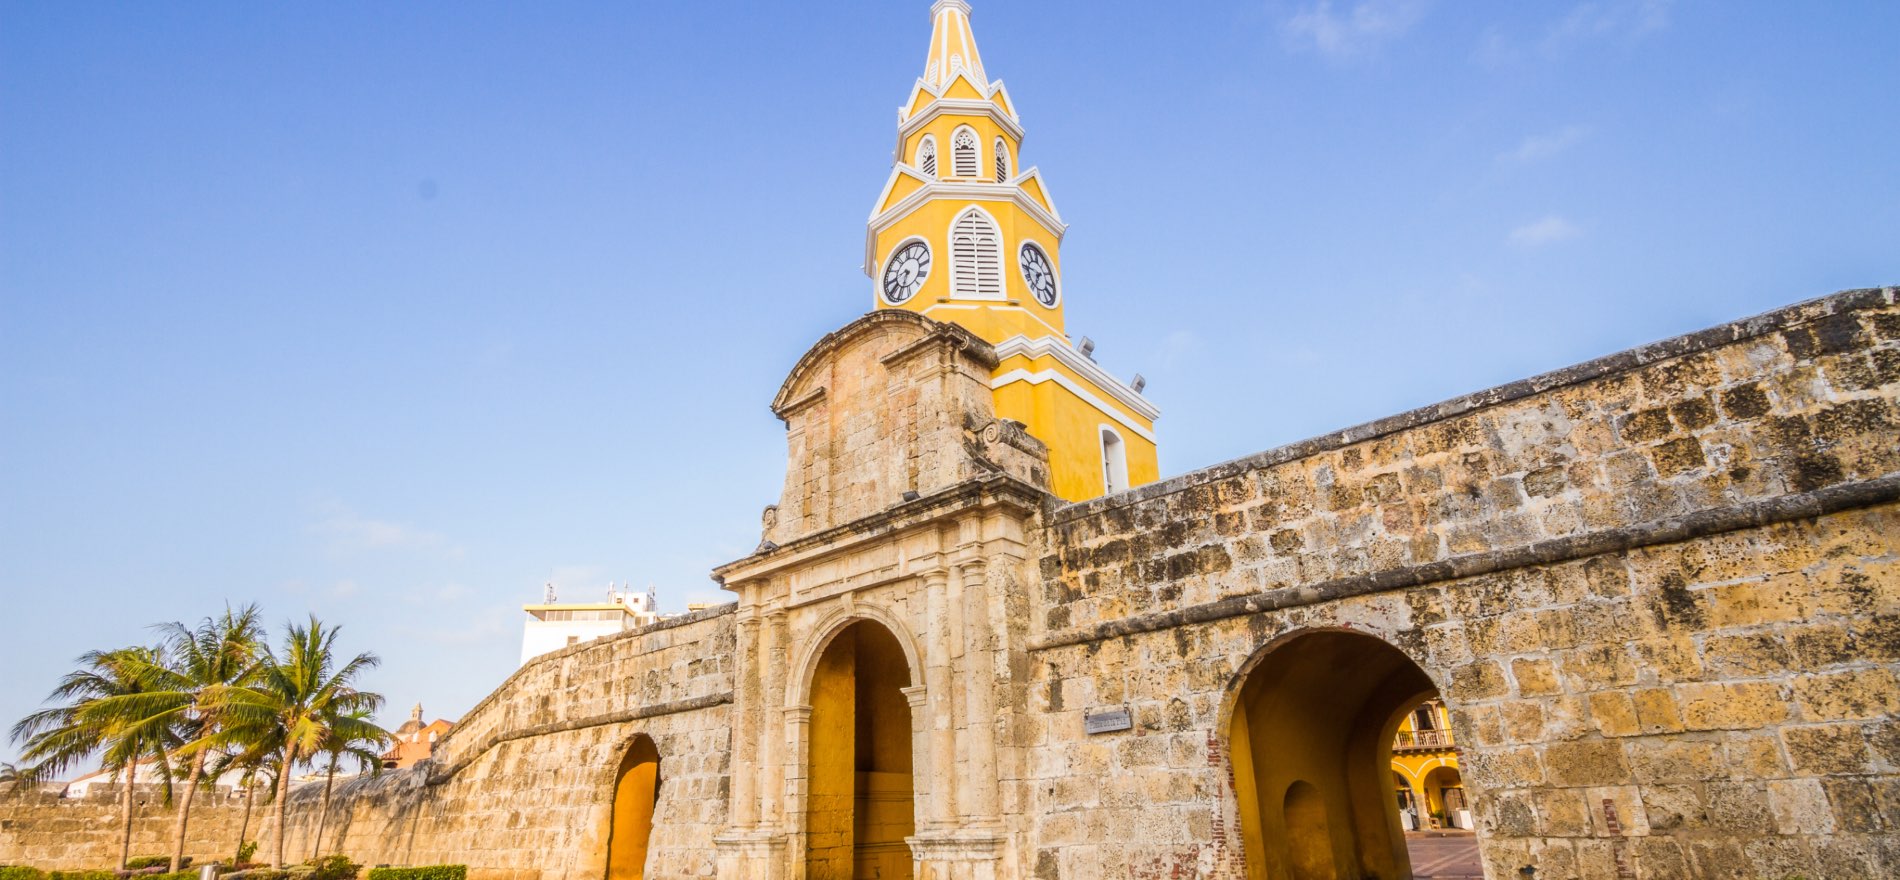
top-left (865, 0), bottom-right (1159, 502)
top-left (1390, 699), bottom-right (1469, 831)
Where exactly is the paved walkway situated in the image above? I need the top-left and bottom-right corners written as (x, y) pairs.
top-left (1407, 832), bottom-right (1482, 879)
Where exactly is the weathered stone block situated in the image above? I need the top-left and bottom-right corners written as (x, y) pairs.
top-left (1679, 681), bottom-right (1790, 731)
top-left (1783, 723), bottom-right (1873, 775)
top-left (1794, 667), bottom-right (1900, 722)
top-left (1546, 740), bottom-right (1631, 786)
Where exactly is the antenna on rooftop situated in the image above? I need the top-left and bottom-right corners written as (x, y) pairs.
top-left (544, 582), bottom-right (557, 603)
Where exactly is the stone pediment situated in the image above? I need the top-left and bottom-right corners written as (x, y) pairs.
top-left (761, 311), bottom-right (1047, 546)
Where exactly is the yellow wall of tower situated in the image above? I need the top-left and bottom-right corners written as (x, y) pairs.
top-left (864, 2), bottom-right (1159, 502)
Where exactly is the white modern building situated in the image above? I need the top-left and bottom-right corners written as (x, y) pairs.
top-left (519, 584), bottom-right (665, 665)
top-left (60, 757), bottom-right (250, 798)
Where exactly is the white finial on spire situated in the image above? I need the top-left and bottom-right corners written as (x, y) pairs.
top-left (923, 0), bottom-right (986, 89)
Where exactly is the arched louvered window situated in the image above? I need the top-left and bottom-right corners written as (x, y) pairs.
top-left (952, 128), bottom-right (979, 178)
top-left (916, 136), bottom-right (938, 176)
top-left (949, 208), bottom-right (1002, 299)
top-left (993, 138), bottom-right (1009, 182)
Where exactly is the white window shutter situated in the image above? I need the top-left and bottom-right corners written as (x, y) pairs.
top-left (953, 129), bottom-right (978, 177)
top-left (918, 138), bottom-right (937, 176)
top-left (950, 210), bottom-right (1002, 299)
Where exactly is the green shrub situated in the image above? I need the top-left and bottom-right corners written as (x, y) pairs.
top-left (364, 867), bottom-right (465, 880)
top-left (234, 843), bottom-right (258, 867)
top-left (301, 856), bottom-right (357, 880)
top-left (146, 871), bottom-right (196, 880)
top-left (1, 866), bottom-right (49, 880)
top-left (121, 859), bottom-right (189, 872)
top-left (49, 870), bottom-right (117, 880)
top-left (226, 870), bottom-right (288, 880)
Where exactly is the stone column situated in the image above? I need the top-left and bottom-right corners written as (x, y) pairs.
top-left (758, 609), bottom-right (788, 828)
top-left (730, 611), bottom-right (762, 828)
top-left (901, 684), bottom-right (931, 834)
top-left (783, 704), bottom-right (814, 831)
top-left (956, 558), bottom-right (1000, 824)
top-left (714, 603), bottom-right (789, 880)
top-left (921, 567), bottom-right (958, 828)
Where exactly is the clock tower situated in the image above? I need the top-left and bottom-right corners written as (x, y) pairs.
top-left (866, 0), bottom-right (1159, 501)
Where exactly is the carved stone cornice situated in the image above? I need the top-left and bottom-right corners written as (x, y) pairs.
top-left (906, 829), bottom-right (1007, 861)
top-left (712, 474), bottom-right (1046, 586)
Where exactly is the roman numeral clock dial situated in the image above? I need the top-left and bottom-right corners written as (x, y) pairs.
top-left (882, 240), bottom-right (931, 304)
top-left (1020, 242), bottom-right (1058, 307)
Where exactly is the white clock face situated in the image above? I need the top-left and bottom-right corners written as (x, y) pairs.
top-left (1019, 242), bottom-right (1058, 307)
top-left (882, 240), bottom-right (931, 304)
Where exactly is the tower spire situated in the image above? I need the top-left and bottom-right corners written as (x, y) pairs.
top-left (923, 0), bottom-right (987, 90)
top-left (860, 0), bottom-right (1161, 501)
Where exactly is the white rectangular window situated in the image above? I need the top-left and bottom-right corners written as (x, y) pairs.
top-left (1101, 428), bottom-right (1128, 494)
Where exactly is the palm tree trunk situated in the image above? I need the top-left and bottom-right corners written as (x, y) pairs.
top-left (235, 776), bottom-right (255, 865)
top-left (118, 763), bottom-right (136, 871)
top-left (271, 748), bottom-right (293, 869)
top-left (170, 750), bottom-right (207, 872)
top-left (312, 756), bottom-right (337, 859)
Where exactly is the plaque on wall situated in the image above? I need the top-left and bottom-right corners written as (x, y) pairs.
top-left (1084, 707), bottom-right (1132, 735)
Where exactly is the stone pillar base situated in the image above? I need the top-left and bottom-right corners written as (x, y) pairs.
top-left (908, 830), bottom-right (1007, 880)
top-left (713, 829), bottom-right (788, 880)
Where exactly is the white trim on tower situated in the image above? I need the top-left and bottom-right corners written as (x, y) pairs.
top-left (992, 334), bottom-right (1160, 421)
top-left (990, 369), bottom-right (1158, 443)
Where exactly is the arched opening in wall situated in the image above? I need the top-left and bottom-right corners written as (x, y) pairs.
top-left (1228, 630), bottom-right (1458, 880)
top-left (1422, 766), bottom-right (1470, 831)
top-left (1392, 771), bottom-right (1420, 832)
top-left (805, 620), bottom-right (916, 880)
top-left (605, 734), bottom-right (661, 880)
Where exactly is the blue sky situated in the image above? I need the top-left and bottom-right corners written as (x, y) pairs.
top-left (3, 0), bottom-right (1895, 764)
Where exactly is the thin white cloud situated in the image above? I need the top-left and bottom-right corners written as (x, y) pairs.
top-left (1500, 125), bottom-right (1590, 164)
top-left (1476, 0), bottom-right (1673, 67)
top-left (1509, 215), bottom-right (1582, 247)
top-left (1283, 0), bottom-right (1429, 60)
top-left (310, 508), bottom-right (462, 559)
top-left (1548, 0), bottom-right (1673, 46)
top-left (1149, 329), bottom-right (1204, 372)
top-left (415, 601), bottom-right (515, 647)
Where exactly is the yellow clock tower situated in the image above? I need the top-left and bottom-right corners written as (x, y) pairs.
top-left (865, 0), bottom-right (1159, 501)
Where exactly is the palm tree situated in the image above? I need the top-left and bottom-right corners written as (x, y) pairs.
top-left (0, 760), bottom-right (22, 793)
top-left (309, 706), bottom-right (390, 858)
top-left (209, 747), bottom-right (279, 866)
top-left (107, 605), bottom-right (264, 871)
top-left (217, 616), bottom-right (382, 868)
top-left (10, 646), bottom-right (181, 870)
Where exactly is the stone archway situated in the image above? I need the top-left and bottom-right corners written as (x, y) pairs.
top-left (605, 734), bottom-right (662, 880)
top-left (805, 619), bottom-right (917, 880)
top-left (1227, 629), bottom-right (1440, 880)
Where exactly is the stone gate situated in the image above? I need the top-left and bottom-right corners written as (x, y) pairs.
top-left (4, 288), bottom-right (1897, 879)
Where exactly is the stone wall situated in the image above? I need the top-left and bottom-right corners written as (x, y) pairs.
top-left (6, 288), bottom-right (1895, 880)
top-left (1025, 287), bottom-right (1900, 879)
top-left (2, 605), bottom-right (736, 879)
top-left (0, 786), bottom-right (254, 870)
